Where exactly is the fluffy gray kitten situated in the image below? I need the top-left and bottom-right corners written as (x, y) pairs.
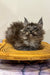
top-left (5, 17), bottom-right (45, 50)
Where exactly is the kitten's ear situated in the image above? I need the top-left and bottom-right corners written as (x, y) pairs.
top-left (24, 17), bottom-right (28, 25)
top-left (38, 17), bottom-right (43, 28)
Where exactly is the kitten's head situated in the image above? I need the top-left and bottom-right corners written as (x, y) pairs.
top-left (20, 17), bottom-right (45, 40)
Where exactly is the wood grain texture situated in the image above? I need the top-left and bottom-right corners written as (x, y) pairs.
top-left (0, 39), bottom-right (50, 61)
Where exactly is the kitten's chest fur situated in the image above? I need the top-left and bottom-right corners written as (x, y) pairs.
top-left (24, 39), bottom-right (35, 47)
top-left (23, 35), bottom-right (37, 47)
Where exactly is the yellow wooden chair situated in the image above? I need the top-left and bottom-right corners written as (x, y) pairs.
top-left (0, 39), bottom-right (50, 61)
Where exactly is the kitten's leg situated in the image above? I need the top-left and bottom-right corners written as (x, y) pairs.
top-left (14, 42), bottom-right (27, 50)
top-left (32, 43), bottom-right (41, 50)
top-left (13, 42), bottom-right (21, 50)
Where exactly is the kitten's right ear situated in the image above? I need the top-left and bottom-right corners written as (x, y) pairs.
top-left (38, 17), bottom-right (43, 28)
top-left (38, 17), bottom-right (43, 25)
top-left (24, 17), bottom-right (28, 25)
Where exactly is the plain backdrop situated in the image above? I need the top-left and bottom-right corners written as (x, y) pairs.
top-left (0, 0), bottom-right (50, 43)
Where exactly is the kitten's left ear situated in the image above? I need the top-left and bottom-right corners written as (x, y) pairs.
top-left (38, 17), bottom-right (43, 28)
top-left (24, 17), bottom-right (29, 26)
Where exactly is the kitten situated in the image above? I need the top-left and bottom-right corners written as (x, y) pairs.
top-left (5, 17), bottom-right (45, 50)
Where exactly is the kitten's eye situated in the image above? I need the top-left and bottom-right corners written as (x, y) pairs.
top-left (34, 26), bottom-right (37, 29)
top-left (36, 28), bottom-right (39, 31)
top-left (26, 27), bottom-right (30, 29)
top-left (27, 27), bottom-right (29, 29)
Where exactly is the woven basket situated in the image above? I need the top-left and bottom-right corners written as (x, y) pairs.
top-left (0, 39), bottom-right (50, 61)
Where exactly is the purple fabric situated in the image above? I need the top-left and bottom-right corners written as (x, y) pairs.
top-left (0, 40), bottom-right (50, 75)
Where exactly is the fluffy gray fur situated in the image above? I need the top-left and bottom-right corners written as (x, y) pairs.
top-left (5, 17), bottom-right (45, 50)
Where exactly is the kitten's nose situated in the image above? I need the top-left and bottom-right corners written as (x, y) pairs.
top-left (30, 31), bottom-right (32, 34)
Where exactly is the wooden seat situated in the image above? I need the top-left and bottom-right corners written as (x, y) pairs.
top-left (0, 39), bottom-right (50, 61)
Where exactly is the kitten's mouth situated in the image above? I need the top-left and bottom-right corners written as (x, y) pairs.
top-left (30, 32), bottom-right (38, 36)
top-left (32, 33), bottom-right (38, 36)
top-left (29, 34), bottom-right (37, 37)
